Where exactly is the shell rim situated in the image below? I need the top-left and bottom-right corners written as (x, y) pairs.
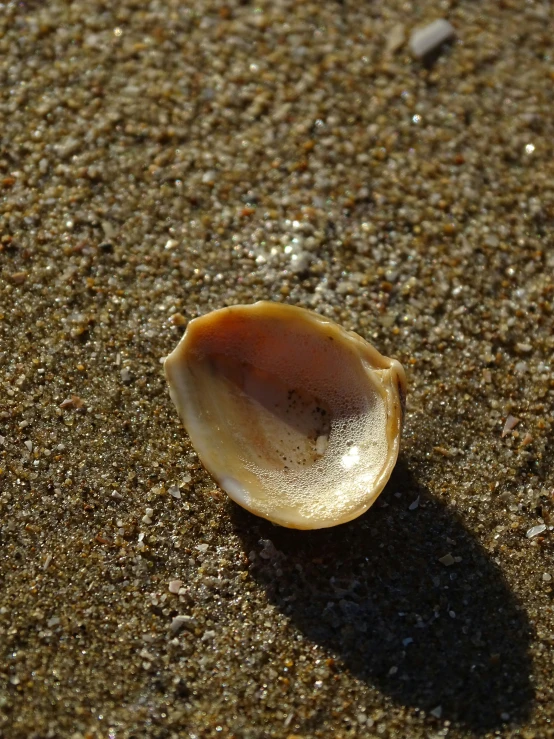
top-left (164, 301), bottom-right (406, 530)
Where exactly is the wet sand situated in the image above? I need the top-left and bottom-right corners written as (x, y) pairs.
top-left (1, 1), bottom-right (553, 737)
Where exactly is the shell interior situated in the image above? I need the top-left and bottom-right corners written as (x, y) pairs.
top-left (165, 303), bottom-right (405, 529)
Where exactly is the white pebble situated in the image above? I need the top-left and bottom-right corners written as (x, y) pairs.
top-left (201, 171), bottom-right (216, 183)
top-left (168, 485), bottom-right (181, 499)
top-left (542, 573), bottom-right (552, 582)
top-left (196, 543), bottom-right (209, 553)
top-left (289, 251), bottom-right (312, 273)
top-left (169, 579), bottom-right (183, 594)
top-left (514, 361), bottom-right (528, 375)
top-left (409, 19), bottom-right (455, 59)
top-left (24, 440), bottom-right (33, 452)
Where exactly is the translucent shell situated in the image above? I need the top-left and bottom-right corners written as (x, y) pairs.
top-left (164, 302), bottom-right (406, 530)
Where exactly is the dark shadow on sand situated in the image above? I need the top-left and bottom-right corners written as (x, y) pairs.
top-left (231, 459), bottom-right (533, 734)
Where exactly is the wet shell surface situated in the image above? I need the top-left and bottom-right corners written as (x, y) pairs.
top-left (164, 302), bottom-right (406, 530)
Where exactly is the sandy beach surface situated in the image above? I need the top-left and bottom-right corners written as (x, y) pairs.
top-left (1, 1), bottom-right (554, 737)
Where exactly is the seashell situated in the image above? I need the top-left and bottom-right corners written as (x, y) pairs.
top-left (164, 302), bottom-right (406, 530)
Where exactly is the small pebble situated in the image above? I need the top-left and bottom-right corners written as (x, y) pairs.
top-left (516, 343), bottom-right (532, 353)
top-left (101, 220), bottom-right (116, 239)
top-left (514, 361), bottom-right (528, 375)
top-left (409, 19), bottom-right (455, 59)
top-left (169, 579), bottom-right (183, 594)
top-left (169, 312), bottom-right (187, 326)
top-left (10, 271), bottom-right (27, 284)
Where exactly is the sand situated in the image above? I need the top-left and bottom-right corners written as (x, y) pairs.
top-left (1, 1), bottom-right (554, 737)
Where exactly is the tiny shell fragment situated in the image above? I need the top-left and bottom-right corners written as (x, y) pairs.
top-left (59, 394), bottom-right (85, 410)
top-left (502, 415), bottom-right (520, 437)
top-left (526, 524), bottom-right (546, 539)
top-left (164, 302), bottom-right (406, 530)
top-left (520, 433), bottom-right (533, 447)
top-left (169, 614), bottom-right (196, 633)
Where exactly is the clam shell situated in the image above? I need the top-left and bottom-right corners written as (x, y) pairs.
top-left (164, 302), bottom-right (406, 530)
